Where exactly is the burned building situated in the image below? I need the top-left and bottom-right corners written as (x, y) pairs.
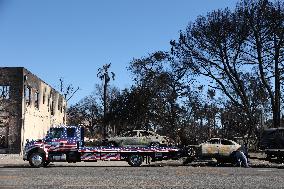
top-left (0, 67), bottom-right (66, 153)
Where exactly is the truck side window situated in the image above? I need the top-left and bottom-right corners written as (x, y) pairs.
top-left (50, 128), bottom-right (64, 139)
top-left (67, 128), bottom-right (76, 137)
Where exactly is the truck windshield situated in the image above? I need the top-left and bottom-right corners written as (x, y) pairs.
top-left (49, 128), bottom-right (64, 139)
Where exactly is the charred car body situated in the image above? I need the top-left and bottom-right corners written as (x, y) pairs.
top-left (184, 138), bottom-right (248, 167)
top-left (106, 130), bottom-right (170, 147)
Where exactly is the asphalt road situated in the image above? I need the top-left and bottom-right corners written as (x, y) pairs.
top-left (0, 161), bottom-right (284, 189)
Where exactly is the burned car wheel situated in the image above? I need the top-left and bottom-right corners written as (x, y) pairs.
top-left (29, 152), bottom-right (45, 168)
top-left (128, 154), bottom-right (143, 167)
top-left (232, 151), bottom-right (248, 167)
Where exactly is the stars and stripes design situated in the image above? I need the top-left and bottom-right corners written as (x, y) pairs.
top-left (46, 140), bottom-right (78, 152)
top-left (80, 152), bottom-right (121, 161)
top-left (79, 146), bottom-right (179, 153)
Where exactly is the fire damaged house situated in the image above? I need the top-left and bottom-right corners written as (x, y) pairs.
top-left (0, 67), bottom-right (66, 153)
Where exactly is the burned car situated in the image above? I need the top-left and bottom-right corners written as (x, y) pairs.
top-left (199, 138), bottom-right (242, 159)
top-left (106, 130), bottom-right (169, 147)
top-left (184, 138), bottom-right (248, 167)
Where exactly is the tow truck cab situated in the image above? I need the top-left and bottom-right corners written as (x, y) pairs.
top-left (23, 126), bottom-right (84, 165)
top-left (45, 126), bottom-right (84, 147)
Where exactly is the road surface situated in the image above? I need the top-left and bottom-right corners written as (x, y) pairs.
top-left (0, 158), bottom-right (284, 189)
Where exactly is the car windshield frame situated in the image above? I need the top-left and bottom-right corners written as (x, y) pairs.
top-left (206, 139), bottom-right (220, 144)
top-left (221, 139), bottom-right (235, 145)
top-left (122, 131), bottom-right (138, 137)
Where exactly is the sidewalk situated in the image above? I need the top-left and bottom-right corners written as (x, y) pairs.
top-left (0, 154), bottom-right (26, 166)
top-left (0, 154), bottom-right (130, 167)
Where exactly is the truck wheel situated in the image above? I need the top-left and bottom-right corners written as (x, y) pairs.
top-left (29, 152), bottom-right (45, 168)
top-left (128, 154), bottom-right (143, 167)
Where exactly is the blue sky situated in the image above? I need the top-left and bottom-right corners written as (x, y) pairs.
top-left (0, 0), bottom-right (239, 105)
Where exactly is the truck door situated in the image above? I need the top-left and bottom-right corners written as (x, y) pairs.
top-left (66, 127), bottom-right (79, 149)
top-left (47, 128), bottom-right (64, 150)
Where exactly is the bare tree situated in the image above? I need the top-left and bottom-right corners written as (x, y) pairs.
top-left (58, 78), bottom-right (80, 102)
top-left (97, 63), bottom-right (115, 138)
top-left (170, 7), bottom-right (259, 140)
top-left (67, 95), bottom-right (101, 137)
top-left (170, 1), bottom-right (284, 143)
top-left (238, 0), bottom-right (284, 128)
top-left (129, 51), bottom-right (193, 140)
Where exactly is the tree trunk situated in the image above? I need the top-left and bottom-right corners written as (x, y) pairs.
top-left (274, 34), bottom-right (281, 128)
top-left (103, 74), bottom-right (107, 139)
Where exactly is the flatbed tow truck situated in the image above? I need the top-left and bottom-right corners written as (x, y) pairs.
top-left (23, 125), bottom-right (183, 167)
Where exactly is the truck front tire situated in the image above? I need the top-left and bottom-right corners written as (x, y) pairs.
top-left (127, 154), bottom-right (143, 167)
top-left (29, 152), bottom-right (45, 168)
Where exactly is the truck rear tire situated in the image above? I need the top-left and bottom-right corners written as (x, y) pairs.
top-left (127, 154), bottom-right (143, 167)
top-left (29, 152), bottom-right (45, 168)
